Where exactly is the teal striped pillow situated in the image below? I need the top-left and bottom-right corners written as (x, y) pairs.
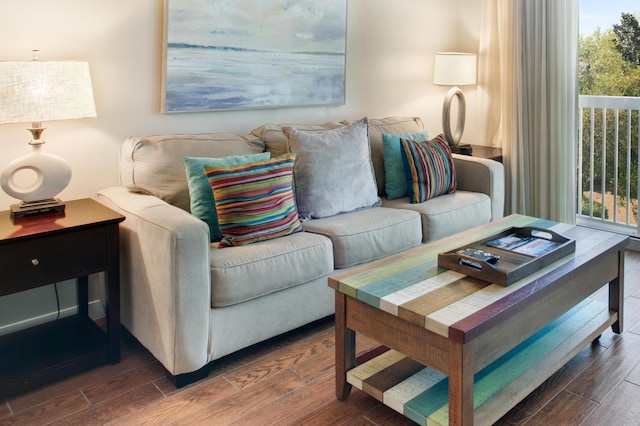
top-left (400, 134), bottom-right (457, 203)
top-left (204, 154), bottom-right (302, 248)
top-left (382, 131), bottom-right (430, 199)
top-left (185, 152), bottom-right (270, 242)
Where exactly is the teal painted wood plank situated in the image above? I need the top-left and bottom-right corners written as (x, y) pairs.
top-left (526, 218), bottom-right (560, 230)
top-left (472, 300), bottom-right (604, 401)
top-left (393, 299), bottom-right (605, 424)
top-left (403, 379), bottom-right (449, 425)
top-left (384, 367), bottom-right (447, 415)
top-left (357, 261), bottom-right (441, 307)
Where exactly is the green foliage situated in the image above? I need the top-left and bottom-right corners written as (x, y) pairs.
top-left (579, 27), bottom-right (640, 97)
top-left (613, 13), bottom-right (640, 66)
top-left (581, 195), bottom-right (607, 219)
top-left (580, 31), bottom-right (627, 96)
top-left (579, 13), bottom-right (640, 221)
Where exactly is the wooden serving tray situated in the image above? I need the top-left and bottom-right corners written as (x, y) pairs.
top-left (438, 226), bottom-right (575, 286)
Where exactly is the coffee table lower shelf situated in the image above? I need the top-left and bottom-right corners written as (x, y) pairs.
top-left (346, 299), bottom-right (616, 425)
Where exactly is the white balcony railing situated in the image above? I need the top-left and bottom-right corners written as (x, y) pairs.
top-left (577, 95), bottom-right (640, 236)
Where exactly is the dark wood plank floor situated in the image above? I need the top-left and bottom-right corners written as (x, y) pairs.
top-left (2, 250), bottom-right (639, 425)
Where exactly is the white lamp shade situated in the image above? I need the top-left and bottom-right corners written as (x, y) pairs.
top-left (433, 52), bottom-right (477, 86)
top-left (0, 60), bottom-right (96, 124)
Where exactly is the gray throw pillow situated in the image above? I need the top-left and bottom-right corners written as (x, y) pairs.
top-left (284, 118), bottom-right (381, 220)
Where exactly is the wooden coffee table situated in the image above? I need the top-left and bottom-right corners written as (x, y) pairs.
top-left (329, 215), bottom-right (628, 425)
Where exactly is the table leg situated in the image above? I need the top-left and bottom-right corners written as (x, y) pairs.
top-left (610, 248), bottom-right (625, 334)
top-left (77, 276), bottom-right (89, 318)
top-left (106, 223), bottom-right (121, 363)
top-left (335, 291), bottom-right (355, 400)
top-left (448, 341), bottom-right (474, 426)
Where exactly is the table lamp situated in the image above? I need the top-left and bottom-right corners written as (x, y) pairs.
top-left (0, 50), bottom-right (96, 218)
top-left (433, 52), bottom-right (477, 154)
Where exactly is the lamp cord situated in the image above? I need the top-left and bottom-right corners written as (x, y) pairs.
top-left (54, 283), bottom-right (61, 320)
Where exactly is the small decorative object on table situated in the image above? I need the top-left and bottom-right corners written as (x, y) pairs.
top-left (438, 226), bottom-right (575, 286)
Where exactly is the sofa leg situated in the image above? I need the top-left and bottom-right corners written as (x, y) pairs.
top-left (165, 364), bottom-right (211, 388)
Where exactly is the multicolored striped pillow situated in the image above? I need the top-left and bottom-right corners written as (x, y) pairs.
top-left (204, 154), bottom-right (303, 248)
top-left (382, 131), bottom-right (430, 200)
top-left (185, 152), bottom-right (270, 243)
top-left (400, 134), bottom-right (457, 203)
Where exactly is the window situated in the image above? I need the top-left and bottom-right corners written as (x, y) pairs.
top-left (577, 1), bottom-right (640, 234)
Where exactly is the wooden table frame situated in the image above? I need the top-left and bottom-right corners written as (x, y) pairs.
top-left (330, 217), bottom-right (628, 425)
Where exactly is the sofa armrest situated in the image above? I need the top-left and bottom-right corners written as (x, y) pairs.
top-left (453, 154), bottom-right (505, 220)
top-left (97, 186), bottom-right (210, 375)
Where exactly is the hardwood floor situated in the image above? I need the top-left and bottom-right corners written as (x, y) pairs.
top-left (2, 250), bottom-right (640, 425)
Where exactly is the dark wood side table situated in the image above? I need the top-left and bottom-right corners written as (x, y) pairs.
top-left (469, 144), bottom-right (503, 163)
top-left (0, 198), bottom-right (124, 396)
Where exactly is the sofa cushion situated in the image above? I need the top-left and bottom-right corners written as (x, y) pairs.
top-left (400, 134), bottom-right (457, 203)
top-left (185, 152), bottom-right (271, 242)
top-left (119, 133), bottom-right (265, 212)
top-left (251, 121), bottom-right (344, 157)
top-left (382, 131), bottom-right (430, 200)
top-left (342, 116), bottom-right (424, 196)
top-left (284, 118), bottom-right (381, 220)
top-left (302, 207), bottom-right (422, 268)
top-left (205, 154), bottom-right (302, 248)
top-left (382, 191), bottom-right (492, 242)
top-left (209, 232), bottom-right (333, 307)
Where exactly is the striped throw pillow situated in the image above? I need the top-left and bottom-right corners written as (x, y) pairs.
top-left (185, 152), bottom-right (270, 243)
top-left (400, 134), bottom-right (456, 203)
top-left (205, 154), bottom-right (303, 248)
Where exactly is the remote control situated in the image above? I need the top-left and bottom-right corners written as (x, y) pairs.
top-left (456, 248), bottom-right (500, 264)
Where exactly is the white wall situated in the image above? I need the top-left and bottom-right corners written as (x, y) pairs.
top-left (0, 0), bottom-right (482, 329)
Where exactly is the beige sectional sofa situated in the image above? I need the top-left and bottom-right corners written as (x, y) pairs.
top-left (97, 116), bottom-right (504, 387)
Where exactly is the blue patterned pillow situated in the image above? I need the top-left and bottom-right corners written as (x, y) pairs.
top-left (400, 134), bottom-right (456, 203)
top-left (205, 154), bottom-right (302, 248)
top-left (185, 153), bottom-right (270, 242)
top-left (382, 131), bottom-right (430, 199)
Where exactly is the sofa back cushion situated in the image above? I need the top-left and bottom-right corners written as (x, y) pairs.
top-left (251, 121), bottom-right (344, 157)
top-left (120, 133), bottom-right (265, 211)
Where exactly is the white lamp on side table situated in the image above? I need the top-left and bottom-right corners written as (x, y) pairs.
top-left (433, 52), bottom-right (477, 154)
top-left (0, 50), bottom-right (96, 218)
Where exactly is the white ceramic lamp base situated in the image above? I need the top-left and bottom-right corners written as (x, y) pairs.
top-left (1, 144), bottom-right (71, 218)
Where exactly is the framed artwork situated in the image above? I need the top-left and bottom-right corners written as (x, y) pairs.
top-left (162, 0), bottom-right (347, 113)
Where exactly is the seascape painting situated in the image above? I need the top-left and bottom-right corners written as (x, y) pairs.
top-left (162, 0), bottom-right (347, 112)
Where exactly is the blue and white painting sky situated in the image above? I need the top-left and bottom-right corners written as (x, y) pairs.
top-left (580, 0), bottom-right (640, 35)
top-left (166, 0), bottom-right (346, 54)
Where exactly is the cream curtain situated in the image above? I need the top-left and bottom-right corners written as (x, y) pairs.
top-left (478, 0), bottom-right (579, 224)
